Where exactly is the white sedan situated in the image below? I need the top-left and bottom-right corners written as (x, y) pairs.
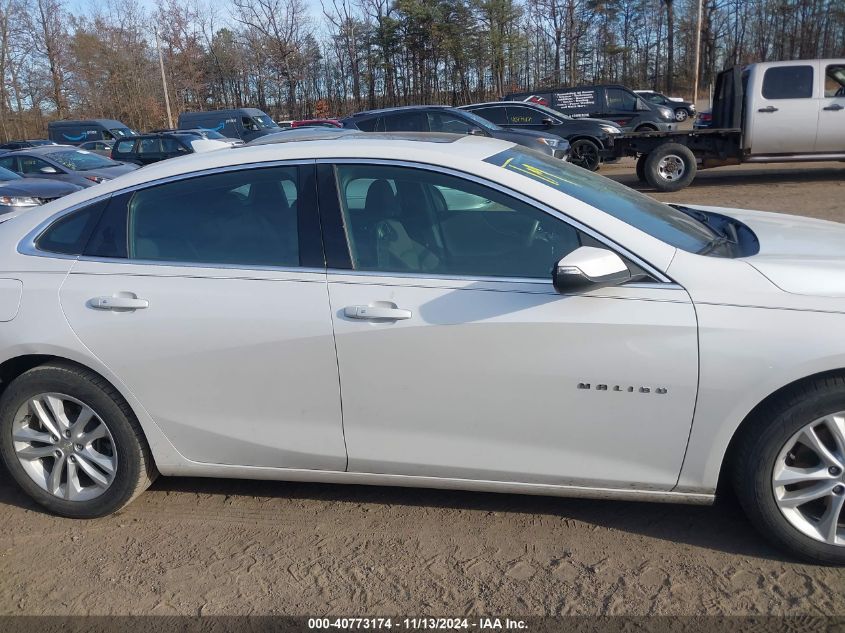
top-left (0, 134), bottom-right (843, 564)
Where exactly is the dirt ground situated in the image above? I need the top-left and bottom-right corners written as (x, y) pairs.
top-left (2, 161), bottom-right (845, 618)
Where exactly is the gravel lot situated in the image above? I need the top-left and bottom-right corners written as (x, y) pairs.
top-left (1, 160), bottom-right (845, 617)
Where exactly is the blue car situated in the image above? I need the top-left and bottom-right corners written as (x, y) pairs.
top-left (0, 165), bottom-right (81, 215)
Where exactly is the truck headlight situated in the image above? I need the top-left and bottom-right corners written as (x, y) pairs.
top-left (0, 195), bottom-right (40, 207)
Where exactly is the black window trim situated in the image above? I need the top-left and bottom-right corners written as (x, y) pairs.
top-left (316, 158), bottom-right (673, 286)
top-left (19, 160), bottom-right (327, 273)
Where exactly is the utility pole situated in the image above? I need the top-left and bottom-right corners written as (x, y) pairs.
top-left (692, 0), bottom-right (704, 107)
top-left (154, 26), bottom-right (174, 129)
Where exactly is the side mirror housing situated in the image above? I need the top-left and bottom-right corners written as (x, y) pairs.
top-left (552, 246), bottom-right (632, 293)
top-left (541, 117), bottom-right (557, 127)
top-left (39, 166), bottom-right (59, 174)
top-left (468, 127), bottom-right (486, 136)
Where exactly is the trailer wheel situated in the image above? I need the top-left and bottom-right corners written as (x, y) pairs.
top-left (635, 155), bottom-right (648, 182)
top-left (643, 144), bottom-right (697, 192)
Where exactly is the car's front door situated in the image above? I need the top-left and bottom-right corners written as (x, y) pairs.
top-left (504, 105), bottom-right (554, 133)
top-left (602, 88), bottom-right (639, 129)
top-left (323, 162), bottom-right (699, 490)
top-left (58, 163), bottom-right (347, 470)
top-left (816, 62), bottom-right (845, 152)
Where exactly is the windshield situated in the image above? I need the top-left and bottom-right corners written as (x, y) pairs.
top-left (484, 148), bottom-right (718, 254)
top-left (48, 150), bottom-right (120, 171)
top-left (252, 115), bottom-right (279, 130)
top-left (199, 129), bottom-right (226, 139)
top-left (110, 128), bottom-right (137, 138)
top-left (458, 109), bottom-right (500, 132)
top-left (0, 166), bottom-right (21, 180)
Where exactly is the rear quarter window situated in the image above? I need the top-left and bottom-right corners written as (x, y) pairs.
top-left (35, 200), bottom-right (108, 255)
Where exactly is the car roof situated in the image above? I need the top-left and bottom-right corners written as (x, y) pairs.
top-left (3, 144), bottom-right (76, 155)
top-left (343, 105), bottom-right (457, 119)
top-left (49, 119), bottom-right (127, 127)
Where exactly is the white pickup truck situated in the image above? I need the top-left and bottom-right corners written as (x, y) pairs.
top-left (610, 58), bottom-right (845, 191)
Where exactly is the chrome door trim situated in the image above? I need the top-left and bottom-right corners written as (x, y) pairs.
top-left (318, 157), bottom-right (675, 284)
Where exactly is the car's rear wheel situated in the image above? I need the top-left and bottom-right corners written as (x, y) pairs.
top-left (568, 139), bottom-right (602, 171)
top-left (643, 143), bottom-right (696, 192)
top-left (675, 108), bottom-right (689, 122)
top-left (0, 362), bottom-right (156, 518)
top-left (733, 377), bottom-right (845, 565)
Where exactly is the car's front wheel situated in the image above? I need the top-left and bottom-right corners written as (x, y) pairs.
top-left (568, 139), bottom-right (602, 171)
top-left (733, 377), bottom-right (845, 565)
top-left (675, 108), bottom-right (689, 122)
top-left (0, 362), bottom-right (156, 518)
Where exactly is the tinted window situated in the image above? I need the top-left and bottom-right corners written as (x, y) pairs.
top-left (138, 138), bottom-right (160, 154)
top-left (114, 139), bottom-right (135, 154)
top-left (0, 166), bottom-right (21, 180)
top-left (0, 158), bottom-right (18, 172)
top-left (471, 107), bottom-right (507, 125)
top-left (762, 66), bottom-right (814, 99)
top-left (506, 106), bottom-right (546, 125)
top-left (18, 156), bottom-right (55, 175)
top-left (383, 112), bottom-right (428, 132)
top-left (335, 164), bottom-right (584, 278)
top-left (605, 88), bottom-right (637, 111)
top-left (36, 200), bottom-right (107, 255)
top-left (160, 137), bottom-right (188, 154)
top-left (353, 117), bottom-right (379, 132)
top-left (126, 167), bottom-right (301, 267)
top-left (484, 148), bottom-right (718, 254)
top-left (427, 112), bottom-right (475, 134)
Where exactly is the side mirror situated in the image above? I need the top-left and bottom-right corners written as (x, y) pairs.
top-left (468, 127), bottom-right (486, 136)
top-left (552, 246), bottom-right (631, 293)
top-left (541, 117), bottom-right (557, 127)
top-left (38, 166), bottom-right (59, 174)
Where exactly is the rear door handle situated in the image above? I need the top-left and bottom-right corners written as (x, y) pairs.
top-left (758, 106), bottom-right (779, 113)
top-left (344, 305), bottom-right (411, 320)
top-left (90, 296), bottom-right (149, 310)
top-left (823, 104), bottom-right (844, 111)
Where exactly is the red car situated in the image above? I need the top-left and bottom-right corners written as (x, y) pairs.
top-left (291, 119), bottom-right (342, 129)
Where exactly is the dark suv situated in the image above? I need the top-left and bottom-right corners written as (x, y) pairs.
top-left (461, 101), bottom-right (622, 171)
top-left (111, 132), bottom-right (203, 166)
top-left (340, 106), bottom-right (570, 160)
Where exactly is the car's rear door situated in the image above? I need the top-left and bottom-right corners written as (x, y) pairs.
top-left (750, 62), bottom-right (819, 154)
top-left (321, 161), bottom-right (698, 490)
top-left (58, 162), bottom-right (347, 470)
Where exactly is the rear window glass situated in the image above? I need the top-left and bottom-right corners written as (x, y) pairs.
top-left (36, 200), bottom-right (108, 255)
top-left (762, 66), bottom-right (814, 99)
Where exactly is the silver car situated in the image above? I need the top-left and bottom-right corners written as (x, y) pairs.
top-left (0, 134), bottom-right (843, 564)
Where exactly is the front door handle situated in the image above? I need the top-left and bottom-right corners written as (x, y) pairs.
top-left (823, 103), bottom-right (844, 111)
top-left (90, 296), bottom-right (149, 310)
top-left (344, 304), bottom-right (411, 320)
top-left (758, 106), bottom-right (779, 113)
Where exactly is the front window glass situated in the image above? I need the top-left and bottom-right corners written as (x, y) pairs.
top-left (470, 107), bottom-right (507, 125)
top-left (335, 164), bottom-right (585, 278)
top-left (605, 88), bottom-right (637, 111)
top-left (110, 127), bottom-right (137, 138)
top-left (824, 65), bottom-right (845, 98)
top-left (456, 109), bottom-right (500, 131)
top-left (762, 66), bottom-right (814, 99)
top-left (427, 112), bottom-right (475, 134)
top-left (125, 167), bottom-right (300, 267)
top-left (47, 150), bottom-right (119, 171)
top-left (506, 106), bottom-right (546, 125)
top-left (484, 148), bottom-right (718, 254)
top-left (252, 115), bottom-right (279, 129)
top-left (19, 156), bottom-right (55, 174)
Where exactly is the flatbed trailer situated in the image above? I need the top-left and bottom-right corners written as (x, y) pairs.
top-left (604, 60), bottom-right (845, 192)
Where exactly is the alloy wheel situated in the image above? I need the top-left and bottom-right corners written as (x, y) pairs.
top-left (570, 140), bottom-right (600, 171)
top-left (772, 413), bottom-right (845, 546)
top-left (12, 393), bottom-right (117, 502)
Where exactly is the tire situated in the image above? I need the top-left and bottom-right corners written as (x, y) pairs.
top-left (643, 143), bottom-right (697, 192)
top-left (732, 376), bottom-right (845, 565)
top-left (0, 361), bottom-right (156, 518)
top-left (675, 108), bottom-right (689, 122)
top-left (635, 154), bottom-right (648, 183)
top-left (568, 138), bottom-right (602, 171)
